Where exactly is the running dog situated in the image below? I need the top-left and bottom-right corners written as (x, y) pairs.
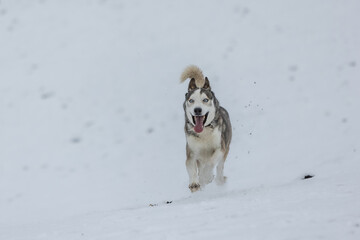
top-left (180, 65), bottom-right (232, 192)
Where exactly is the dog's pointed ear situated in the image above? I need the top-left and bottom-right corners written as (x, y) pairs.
top-left (204, 77), bottom-right (211, 90)
top-left (188, 78), bottom-right (197, 91)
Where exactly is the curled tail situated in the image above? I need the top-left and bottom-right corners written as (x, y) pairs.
top-left (180, 65), bottom-right (205, 88)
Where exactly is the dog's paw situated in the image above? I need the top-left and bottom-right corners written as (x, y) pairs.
top-left (199, 174), bottom-right (214, 186)
top-left (189, 183), bottom-right (201, 192)
top-left (215, 176), bottom-right (227, 185)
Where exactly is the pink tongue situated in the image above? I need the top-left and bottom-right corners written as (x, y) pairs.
top-left (194, 116), bottom-right (204, 133)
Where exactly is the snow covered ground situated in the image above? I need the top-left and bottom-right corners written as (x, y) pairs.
top-left (0, 0), bottom-right (359, 239)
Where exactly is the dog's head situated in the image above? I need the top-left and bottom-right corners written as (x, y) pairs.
top-left (184, 77), bottom-right (218, 133)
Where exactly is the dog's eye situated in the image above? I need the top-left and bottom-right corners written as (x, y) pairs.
top-left (203, 98), bottom-right (209, 103)
top-left (188, 99), bottom-right (194, 103)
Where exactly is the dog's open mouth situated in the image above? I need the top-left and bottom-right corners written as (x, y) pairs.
top-left (192, 112), bottom-right (208, 133)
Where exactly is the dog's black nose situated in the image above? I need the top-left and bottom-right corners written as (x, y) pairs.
top-left (194, 108), bottom-right (202, 115)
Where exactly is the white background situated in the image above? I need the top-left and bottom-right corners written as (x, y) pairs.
top-left (0, 1), bottom-right (359, 239)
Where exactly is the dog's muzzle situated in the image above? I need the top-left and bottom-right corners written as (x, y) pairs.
top-left (192, 112), bottom-right (208, 133)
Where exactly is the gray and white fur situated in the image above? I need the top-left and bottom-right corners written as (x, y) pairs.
top-left (180, 65), bottom-right (232, 192)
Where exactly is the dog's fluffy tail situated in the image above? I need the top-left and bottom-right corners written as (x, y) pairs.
top-left (180, 65), bottom-right (205, 88)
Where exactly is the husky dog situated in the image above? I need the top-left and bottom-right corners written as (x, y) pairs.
top-left (180, 65), bottom-right (232, 192)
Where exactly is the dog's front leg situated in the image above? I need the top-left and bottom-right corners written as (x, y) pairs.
top-left (186, 150), bottom-right (200, 192)
top-left (214, 150), bottom-right (227, 185)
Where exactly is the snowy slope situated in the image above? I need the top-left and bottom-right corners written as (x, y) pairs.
top-left (0, 0), bottom-right (359, 239)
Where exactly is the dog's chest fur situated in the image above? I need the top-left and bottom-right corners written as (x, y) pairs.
top-left (186, 126), bottom-right (222, 158)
